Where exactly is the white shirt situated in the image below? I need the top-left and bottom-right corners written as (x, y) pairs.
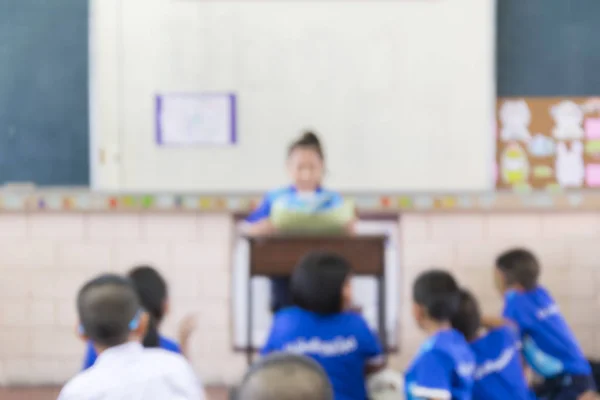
top-left (58, 342), bottom-right (205, 400)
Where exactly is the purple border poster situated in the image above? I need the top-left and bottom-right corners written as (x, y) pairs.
top-left (155, 92), bottom-right (237, 146)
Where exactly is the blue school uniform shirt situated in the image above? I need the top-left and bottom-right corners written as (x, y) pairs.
top-left (405, 329), bottom-right (475, 400)
top-left (503, 286), bottom-right (590, 378)
top-left (261, 306), bottom-right (384, 400)
top-left (83, 336), bottom-right (181, 369)
top-left (246, 186), bottom-right (344, 222)
top-left (469, 326), bottom-right (534, 400)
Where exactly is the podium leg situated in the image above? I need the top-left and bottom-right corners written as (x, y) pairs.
top-left (247, 274), bottom-right (254, 365)
top-left (377, 274), bottom-right (387, 351)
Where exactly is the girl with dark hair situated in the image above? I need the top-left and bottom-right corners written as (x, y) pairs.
top-left (261, 251), bottom-right (385, 400)
top-left (245, 130), bottom-right (356, 313)
top-left (405, 270), bottom-right (475, 400)
top-left (82, 265), bottom-right (196, 369)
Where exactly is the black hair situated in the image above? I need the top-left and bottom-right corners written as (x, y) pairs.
top-left (128, 265), bottom-right (168, 348)
top-left (412, 269), bottom-right (460, 322)
top-left (77, 274), bottom-right (140, 347)
top-left (235, 352), bottom-right (333, 400)
top-left (450, 289), bottom-right (481, 342)
top-left (495, 248), bottom-right (540, 291)
top-left (287, 131), bottom-right (324, 160)
top-left (291, 251), bottom-right (351, 315)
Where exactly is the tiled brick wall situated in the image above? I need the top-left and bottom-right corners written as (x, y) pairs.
top-left (0, 212), bottom-right (597, 386)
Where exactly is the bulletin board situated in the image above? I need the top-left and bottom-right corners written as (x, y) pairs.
top-left (496, 97), bottom-right (600, 190)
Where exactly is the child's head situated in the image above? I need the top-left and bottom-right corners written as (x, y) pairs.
top-left (412, 269), bottom-right (460, 329)
top-left (287, 131), bottom-right (324, 191)
top-left (77, 274), bottom-right (147, 348)
top-left (494, 248), bottom-right (540, 293)
top-left (128, 266), bottom-right (168, 348)
top-left (291, 251), bottom-right (352, 315)
top-left (450, 289), bottom-right (481, 342)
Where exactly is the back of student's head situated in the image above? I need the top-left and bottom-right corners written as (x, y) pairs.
top-left (291, 251), bottom-right (351, 315)
top-left (495, 248), bottom-right (540, 291)
top-left (412, 269), bottom-right (460, 321)
top-left (450, 289), bottom-right (481, 342)
top-left (128, 265), bottom-right (167, 348)
top-left (236, 353), bottom-right (333, 400)
top-left (77, 274), bottom-right (140, 347)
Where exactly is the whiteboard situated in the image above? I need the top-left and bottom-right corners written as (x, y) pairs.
top-left (100, 0), bottom-right (496, 191)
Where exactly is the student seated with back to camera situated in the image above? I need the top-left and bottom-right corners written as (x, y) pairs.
top-left (244, 130), bottom-right (355, 314)
top-left (451, 288), bottom-right (535, 400)
top-left (82, 265), bottom-right (196, 369)
top-left (261, 251), bottom-right (386, 400)
top-left (486, 249), bottom-right (596, 400)
top-left (405, 270), bottom-right (475, 400)
top-left (58, 274), bottom-right (205, 400)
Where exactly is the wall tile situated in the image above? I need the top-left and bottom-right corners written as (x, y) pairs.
top-left (399, 215), bottom-right (429, 241)
top-left (29, 215), bottom-right (86, 239)
top-left (141, 215), bottom-right (199, 240)
top-left (0, 241), bottom-right (56, 268)
top-left (56, 243), bottom-right (113, 270)
top-left (0, 215), bottom-right (28, 239)
top-left (113, 243), bottom-right (170, 272)
top-left (487, 215), bottom-right (542, 238)
top-left (88, 214), bottom-right (141, 240)
top-left (429, 214), bottom-right (486, 240)
top-left (541, 214), bottom-right (600, 238)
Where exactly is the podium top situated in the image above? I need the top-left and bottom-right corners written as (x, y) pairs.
top-left (243, 234), bottom-right (387, 242)
top-left (244, 234), bottom-right (387, 276)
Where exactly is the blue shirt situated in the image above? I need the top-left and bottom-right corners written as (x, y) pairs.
top-left (405, 329), bottom-right (475, 400)
top-left (503, 286), bottom-right (590, 378)
top-left (261, 306), bottom-right (384, 400)
top-left (83, 336), bottom-right (181, 369)
top-left (470, 326), bottom-right (533, 400)
top-left (246, 186), bottom-right (344, 222)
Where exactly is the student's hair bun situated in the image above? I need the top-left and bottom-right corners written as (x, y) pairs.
top-left (288, 130), bottom-right (324, 159)
top-left (298, 131), bottom-right (321, 147)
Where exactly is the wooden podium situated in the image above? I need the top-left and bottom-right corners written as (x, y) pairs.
top-left (244, 234), bottom-right (387, 365)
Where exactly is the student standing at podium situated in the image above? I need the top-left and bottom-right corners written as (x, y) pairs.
top-left (245, 131), bottom-right (355, 313)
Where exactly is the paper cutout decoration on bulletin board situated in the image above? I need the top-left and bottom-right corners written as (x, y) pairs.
top-left (585, 140), bottom-right (600, 158)
top-left (550, 101), bottom-right (585, 140)
top-left (555, 141), bottom-right (585, 187)
top-left (585, 118), bottom-right (600, 139)
top-left (501, 143), bottom-right (529, 185)
top-left (533, 165), bottom-right (553, 179)
top-left (527, 134), bottom-right (555, 157)
top-left (499, 100), bottom-right (532, 142)
top-left (585, 164), bottom-right (600, 187)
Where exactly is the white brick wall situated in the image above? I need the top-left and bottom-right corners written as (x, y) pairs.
top-left (0, 212), bottom-right (597, 386)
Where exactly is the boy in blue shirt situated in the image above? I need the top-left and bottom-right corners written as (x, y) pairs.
top-left (451, 288), bottom-right (533, 400)
top-left (261, 251), bottom-right (385, 400)
top-left (492, 248), bottom-right (595, 400)
top-left (405, 270), bottom-right (475, 400)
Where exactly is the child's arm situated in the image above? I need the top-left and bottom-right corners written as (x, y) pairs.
top-left (244, 219), bottom-right (277, 236)
top-left (178, 314), bottom-right (197, 359)
top-left (481, 315), bottom-right (516, 330)
top-left (356, 317), bottom-right (387, 376)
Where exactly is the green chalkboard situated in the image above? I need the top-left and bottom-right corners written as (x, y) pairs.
top-left (0, 0), bottom-right (89, 186)
top-left (498, 0), bottom-right (600, 97)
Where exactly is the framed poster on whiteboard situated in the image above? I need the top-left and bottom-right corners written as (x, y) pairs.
top-left (155, 92), bottom-right (237, 146)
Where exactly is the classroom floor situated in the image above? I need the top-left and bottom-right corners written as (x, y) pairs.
top-left (0, 386), bottom-right (228, 400)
